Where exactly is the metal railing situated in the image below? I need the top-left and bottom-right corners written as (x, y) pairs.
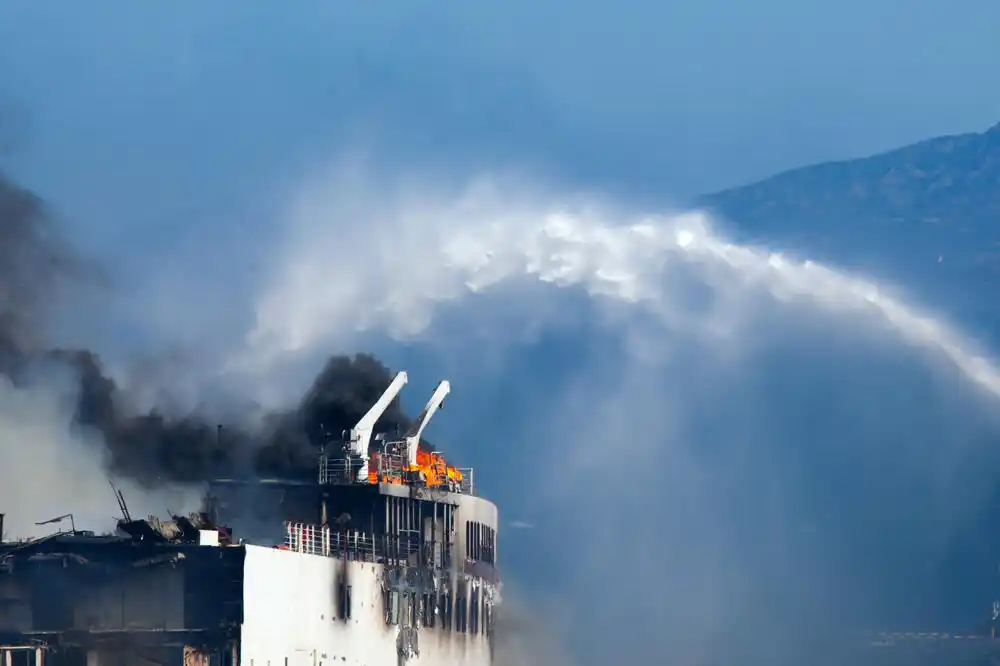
top-left (318, 455), bottom-right (353, 485)
top-left (318, 448), bottom-right (475, 495)
top-left (455, 467), bottom-right (474, 495)
top-left (284, 522), bottom-right (376, 559)
top-left (283, 522), bottom-right (432, 565)
top-left (376, 447), bottom-right (409, 485)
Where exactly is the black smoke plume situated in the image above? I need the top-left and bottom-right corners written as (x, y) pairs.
top-left (0, 171), bottom-right (81, 374)
top-left (1, 168), bottom-right (414, 489)
top-left (51, 349), bottom-right (413, 486)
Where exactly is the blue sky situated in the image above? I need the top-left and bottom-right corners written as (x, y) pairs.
top-left (2, 0), bottom-right (999, 260)
top-left (4, 3), bottom-right (1000, 663)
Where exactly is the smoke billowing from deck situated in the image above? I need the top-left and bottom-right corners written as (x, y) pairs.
top-left (45, 348), bottom-right (415, 485)
top-left (0, 170), bottom-right (203, 536)
top-left (0, 173), bottom-right (79, 372)
top-left (0, 168), bottom-right (420, 538)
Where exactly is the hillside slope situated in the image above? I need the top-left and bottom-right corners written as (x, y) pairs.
top-left (699, 122), bottom-right (1000, 316)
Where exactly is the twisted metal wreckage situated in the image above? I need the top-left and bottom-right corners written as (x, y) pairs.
top-left (0, 508), bottom-right (243, 666)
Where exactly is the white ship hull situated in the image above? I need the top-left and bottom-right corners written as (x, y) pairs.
top-left (241, 546), bottom-right (493, 666)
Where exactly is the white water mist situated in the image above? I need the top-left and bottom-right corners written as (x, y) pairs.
top-left (238, 163), bottom-right (1000, 402)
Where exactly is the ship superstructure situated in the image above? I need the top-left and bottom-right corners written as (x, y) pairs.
top-left (0, 372), bottom-right (500, 666)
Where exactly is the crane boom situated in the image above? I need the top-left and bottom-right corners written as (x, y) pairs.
top-left (349, 371), bottom-right (408, 482)
top-left (405, 380), bottom-right (450, 467)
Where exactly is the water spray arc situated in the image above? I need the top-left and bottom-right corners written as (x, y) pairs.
top-left (244, 178), bottom-right (1000, 404)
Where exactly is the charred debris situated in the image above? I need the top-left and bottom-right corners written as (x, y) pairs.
top-left (0, 503), bottom-right (244, 666)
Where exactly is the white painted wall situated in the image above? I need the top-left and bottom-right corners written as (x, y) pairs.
top-left (240, 546), bottom-right (492, 666)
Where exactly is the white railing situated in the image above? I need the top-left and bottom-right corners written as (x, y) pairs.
top-left (283, 522), bottom-right (424, 563)
top-left (376, 446), bottom-right (409, 485)
top-left (318, 455), bottom-right (353, 485)
top-left (284, 522), bottom-right (377, 559)
top-left (317, 451), bottom-right (476, 495)
top-left (455, 468), bottom-right (474, 495)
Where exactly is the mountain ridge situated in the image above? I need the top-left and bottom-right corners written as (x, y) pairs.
top-left (707, 120), bottom-right (1000, 202)
top-left (701, 120), bottom-right (1000, 235)
top-left (698, 119), bottom-right (1000, 331)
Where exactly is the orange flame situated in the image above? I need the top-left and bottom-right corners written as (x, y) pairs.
top-left (367, 447), bottom-right (463, 488)
top-left (410, 448), bottom-right (464, 488)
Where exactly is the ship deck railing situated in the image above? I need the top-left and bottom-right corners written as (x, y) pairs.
top-left (318, 451), bottom-right (475, 495)
top-left (317, 456), bottom-right (354, 486)
top-left (283, 521), bottom-right (453, 568)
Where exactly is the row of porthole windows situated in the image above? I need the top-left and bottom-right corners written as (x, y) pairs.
top-left (465, 521), bottom-right (496, 566)
top-left (384, 588), bottom-right (493, 636)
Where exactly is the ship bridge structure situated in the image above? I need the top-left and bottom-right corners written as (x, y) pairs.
top-left (0, 372), bottom-right (500, 666)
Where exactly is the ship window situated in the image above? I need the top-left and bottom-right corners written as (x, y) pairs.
top-left (386, 590), bottom-right (400, 626)
top-left (470, 588), bottom-right (479, 634)
top-left (442, 591), bottom-right (452, 630)
top-left (461, 521), bottom-right (497, 565)
top-left (456, 589), bottom-right (467, 633)
top-left (421, 593), bottom-right (433, 627)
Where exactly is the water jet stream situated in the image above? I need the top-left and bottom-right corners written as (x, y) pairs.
top-left (239, 175), bottom-right (999, 401)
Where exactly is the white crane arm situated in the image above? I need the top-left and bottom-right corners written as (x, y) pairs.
top-left (348, 371), bottom-right (408, 483)
top-left (405, 380), bottom-right (450, 467)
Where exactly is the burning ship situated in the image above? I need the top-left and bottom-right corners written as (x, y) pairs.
top-left (0, 371), bottom-right (500, 666)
